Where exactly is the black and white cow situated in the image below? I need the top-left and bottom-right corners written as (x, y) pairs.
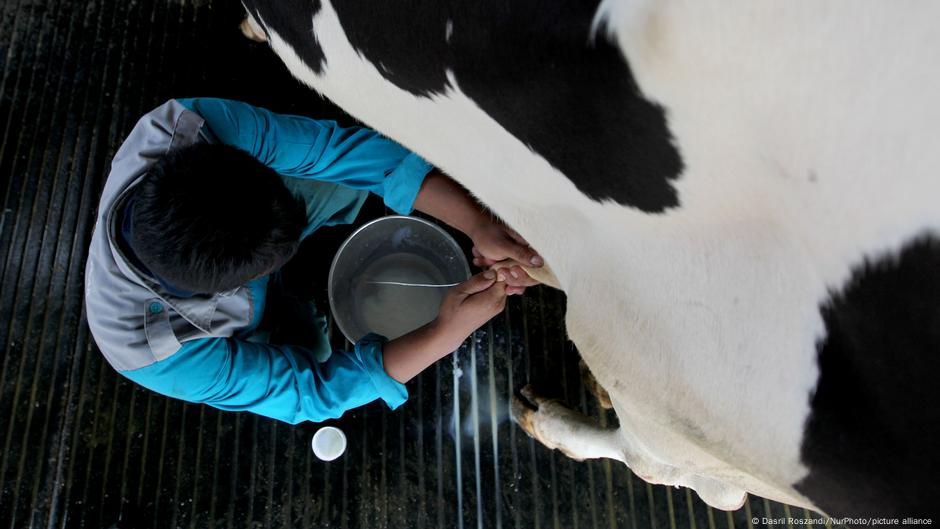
top-left (239, 0), bottom-right (940, 518)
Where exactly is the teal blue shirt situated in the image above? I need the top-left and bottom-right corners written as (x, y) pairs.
top-left (121, 98), bottom-right (432, 424)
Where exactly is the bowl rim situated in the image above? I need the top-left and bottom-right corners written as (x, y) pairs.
top-left (327, 214), bottom-right (471, 344)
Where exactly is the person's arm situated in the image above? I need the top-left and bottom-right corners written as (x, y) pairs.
top-left (383, 271), bottom-right (507, 382)
top-left (412, 171), bottom-right (543, 294)
top-left (176, 97), bottom-right (431, 214)
top-left (122, 271), bottom-right (508, 422)
top-left (121, 334), bottom-right (406, 425)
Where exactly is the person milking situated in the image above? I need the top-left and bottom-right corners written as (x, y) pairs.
top-left (84, 98), bottom-right (541, 423)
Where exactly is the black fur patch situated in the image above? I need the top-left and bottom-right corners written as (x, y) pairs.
top-left (795, 235), bottom-right (940, 518)
top-left (247, 0), bottom-right (684, 212)
top-left (242, 0), bottom-right (326, 74)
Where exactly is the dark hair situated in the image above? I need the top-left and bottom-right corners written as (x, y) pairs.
top-left (129, 142), bottom-right (307, 294)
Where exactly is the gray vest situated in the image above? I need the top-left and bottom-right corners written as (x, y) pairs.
top-left (85, 100), bottom-right (368, 371)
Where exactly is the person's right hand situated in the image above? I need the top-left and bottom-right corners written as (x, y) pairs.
top-left (382, 271), bottom-right (508, 382)
top-left (430, 271), bottom-right (508, 351)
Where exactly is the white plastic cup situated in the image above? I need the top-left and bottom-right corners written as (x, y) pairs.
top-left (311, 426), bottom-right (347, 461)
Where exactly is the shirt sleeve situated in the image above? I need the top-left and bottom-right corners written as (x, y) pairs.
top-left (176, 97), bottom-right (432, 214)
top-left (120, 333), bottom-right (408, 424)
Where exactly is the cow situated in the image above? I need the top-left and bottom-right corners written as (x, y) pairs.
top-left (237, 0), bottom-right (940, 518)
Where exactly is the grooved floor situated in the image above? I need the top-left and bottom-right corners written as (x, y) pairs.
top-left (0, 0), bottom-right (814, 527)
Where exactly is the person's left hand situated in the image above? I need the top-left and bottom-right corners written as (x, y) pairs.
top-left (470, 221), bottom-right (543, 295)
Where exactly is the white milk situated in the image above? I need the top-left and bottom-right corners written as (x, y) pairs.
top-left (355, 252), bottom-right (448, 340)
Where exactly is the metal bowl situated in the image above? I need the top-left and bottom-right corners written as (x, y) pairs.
top-left (328, 215), bottom-right (471, 343)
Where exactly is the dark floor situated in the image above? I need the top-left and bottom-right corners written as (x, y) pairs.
top-left (0, 0), bottom-right (818, 527)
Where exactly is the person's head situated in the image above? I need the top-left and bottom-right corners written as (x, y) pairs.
top-left (129, 142), bottom-right (307, 294)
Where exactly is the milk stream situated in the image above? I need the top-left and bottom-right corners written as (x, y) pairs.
top-left (366, 281), bottom-right (460, 287)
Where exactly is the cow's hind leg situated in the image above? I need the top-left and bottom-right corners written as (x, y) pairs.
top-left (513, 385), bottom-right (747, 511)
top-left (511, 385), bottom-right (625, 462)
top-left (579, 358), bottom-right (613, 409)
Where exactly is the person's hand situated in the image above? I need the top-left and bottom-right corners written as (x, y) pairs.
top-left (383, 271), bottom-right (507, 382)
top-left (470, 221), bottom-right (542, 295)
top-left (430, 271), bottom-right (508, 351)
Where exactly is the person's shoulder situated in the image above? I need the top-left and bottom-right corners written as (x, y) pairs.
top-left (138, 98), bottom-right (190, 126)
top-left (84, 262), bottom-right (159, 372)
